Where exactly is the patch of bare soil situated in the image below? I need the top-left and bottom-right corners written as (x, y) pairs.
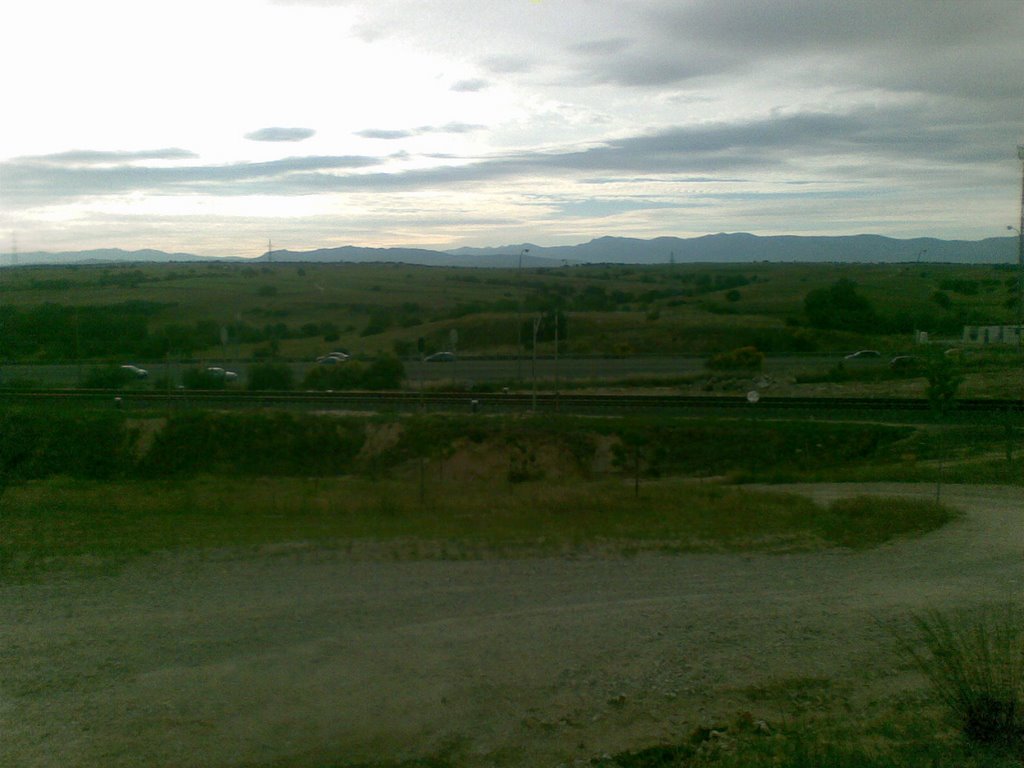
top-left (2, 484), bottom-right (1021, 767)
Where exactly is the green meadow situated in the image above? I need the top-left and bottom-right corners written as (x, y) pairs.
top-left (0, 259), bottom-right (1019, 365)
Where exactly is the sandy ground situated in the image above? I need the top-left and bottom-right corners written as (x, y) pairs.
top-left (2, 483), bottom-right (1022, 767)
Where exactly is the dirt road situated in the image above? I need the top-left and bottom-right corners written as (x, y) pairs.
top-left (2, 483), bottom-right (1021, 767)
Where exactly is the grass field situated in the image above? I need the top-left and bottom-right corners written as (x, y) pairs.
top-left (0, 475), bottom-right (956, 581)
top-left (0, 260), bottom-right (1019, 364)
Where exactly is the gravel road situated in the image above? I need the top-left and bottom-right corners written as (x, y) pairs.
top-left (2, 483), bottom-right (1021, 767)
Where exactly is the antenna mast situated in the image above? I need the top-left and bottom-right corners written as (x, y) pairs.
top-left (267, 239), bottom-right (273, 264)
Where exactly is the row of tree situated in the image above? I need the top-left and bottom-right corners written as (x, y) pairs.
top-left (0, 304), bottom-right (345, 361)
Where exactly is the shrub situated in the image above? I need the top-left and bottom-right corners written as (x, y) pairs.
top-left (0, 411), bottom-right (134, 481)
top-left (707, 346), bottom-right (764, 371)
top-left (81, 365), bottom-right (137, 389)
top-left (803, 278), bottom-right (879, 331)
top-left (362, 355), bottom-right (406, 390)
top-left (303, 363), bottom-right (366, 390)
top-left (896, 606), bottom-right (1024, 748)
top-left (181, 366), bottom-right (226, 390)
top-left (138, 411), bottom-right (365, 476)
top-left (814, 496), bottom-right (955, 548)
top-left (248, 361), bottom-right (293, 391)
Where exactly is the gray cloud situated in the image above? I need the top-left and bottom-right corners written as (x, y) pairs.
top-left (583, 52), bottom-right (734, 86)
top-left (549, 0), bottom-right (1024, 101)
top-left (2, 105), bottom-right (1011, 212)
top-left (355, 123), bottom-right (485, 140)
top-left (570, 38), bottom-right (633, 57)
top-left (550, 198), bottom-right (684, 219)
top-left (655, 0), bottom-right (1009, 55)
top-left (0, 153), bottom-right (383, 206)
top-left (22, 148), bottom-right (198, 164)
top-left (479, 54), bottom-right (534, 74)
top-left (432, 122), bottom-right (486, 134)
top-left (450, 78), bottom-right (489, 92)
top-left (355, 129), bottom-right (415, 140)
top-left (245, 127), bottom-right (317, 142)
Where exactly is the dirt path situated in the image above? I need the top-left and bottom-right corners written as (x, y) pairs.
top-left (2, 483), bottom-right (1021, 767)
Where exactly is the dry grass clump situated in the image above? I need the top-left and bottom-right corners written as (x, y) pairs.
top-left (896, 605), bottom-right (1024, 749)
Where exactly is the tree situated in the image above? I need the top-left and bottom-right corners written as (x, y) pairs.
top-left (803, 278), bottom-right (879, 331)
top-left (926, 352), bottom-right (963, 416)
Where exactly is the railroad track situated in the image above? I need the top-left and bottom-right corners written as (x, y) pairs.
top-left (2, 388), bottom-right (1021, 414)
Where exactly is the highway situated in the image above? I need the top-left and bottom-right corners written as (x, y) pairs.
top-left (0, 355), bottom-right (861, 388)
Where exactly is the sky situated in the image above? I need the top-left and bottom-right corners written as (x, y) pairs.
top-left (1, 0), bottom-right (1023, 257)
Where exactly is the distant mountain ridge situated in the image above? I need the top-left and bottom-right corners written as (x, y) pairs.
top-left (5, 233), bottom-right (1017, 268)
top-left (445, 233), bottom-right (1016, 265)
top-left (9, 248), bottom-right (227, 266)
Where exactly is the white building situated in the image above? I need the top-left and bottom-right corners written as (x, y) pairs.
top-left (962, 325), bottom-right (1023, 345)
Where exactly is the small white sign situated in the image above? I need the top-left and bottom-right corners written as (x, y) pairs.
top-left (746, 390), bottom-right (760, 404)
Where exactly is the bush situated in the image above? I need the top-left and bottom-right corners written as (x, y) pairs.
top-left (814, 496), bottom-right (955, 548)
top-left (81, 365), bottom-right (136, 389)
top-left (303, 363), bottom-right (366, 390)
top-left (362, 355), bottom-right (406, 390)
top-left (0, 410), bottom-right (134, 481)
top-left (896, 606), bottom-right (1024, 748)
top-left (138, 411), bottom-right (365, 476)
top-left (707, 346), bottom-right (764, 371)
top-left (181, 367), bottom-right (226, 390)
top-left (302, 356), bottom-right (406, 390)
top-left (804, 278), bottom-right (879, 331)
top-left (248, 361), bottom-right (293, 391)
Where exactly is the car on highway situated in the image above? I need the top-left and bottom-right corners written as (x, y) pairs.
top-left (844, 349), bottom-right (881, 360)
top-left (120, 364), bottom-right (149, 379)
top-left (316, 352), bottom-right (349, 364)
top-left (888, 355), bottom-right (919, 372)
top-left (206, 366), bottom-right (239, 382)
top-left (425, 351), bottom-right (456, 362)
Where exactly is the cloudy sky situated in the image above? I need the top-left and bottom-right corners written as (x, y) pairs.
top-left (1, 0), bottom-right (1022, 256)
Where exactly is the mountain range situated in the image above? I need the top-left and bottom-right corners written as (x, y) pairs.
top-left (5, 233), bottom-right (1018, 268)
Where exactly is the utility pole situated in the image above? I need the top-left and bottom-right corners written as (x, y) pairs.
top-left (554, 311), bottom-right (559, 411)
top-left (517, 248), bottom-right (529, 382)
top-left (1016, 145), bottom-right (1024, 352)
top-left (531, 315), bottom-right (541, 411)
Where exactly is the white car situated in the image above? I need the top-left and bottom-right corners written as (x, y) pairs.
top-left (206, 366), bottom-right (239, 382)
top-left (316, 353), bottom-right (349, 364)
top-left (120, 364), bottom-right (149, 379)
top-left (844, 350), bottom-right (880, 360)
top-left (425, 351), bottom-right (456, 362)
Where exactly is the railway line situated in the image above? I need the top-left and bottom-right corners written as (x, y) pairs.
top-left (2, 387), bottom-right (1021, 418)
